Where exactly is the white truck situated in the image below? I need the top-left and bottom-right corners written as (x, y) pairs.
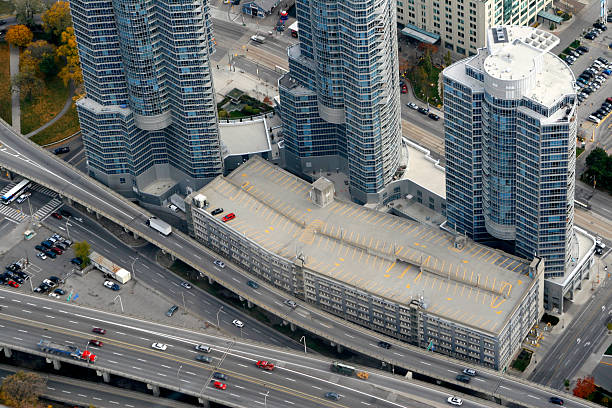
top-left (147, 217), bottom-right (172, 236)
top-left (250, 34), bottom-right (266, 44)
top-left (90, 251), bottom-right (131, 284)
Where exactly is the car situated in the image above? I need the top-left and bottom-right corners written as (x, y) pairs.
top-left (211, 208), bottom-right (223, 216)
top-left (103, 280), bottom-right (120, 291)
top-left (232, 319), bottom-right (244, 328)
top-left (37, 252), bottom-right (47, 260)
top-left (48, 276), bottom-right (61, 284)
top-left (74, 217), bottom-right (83, 223)
top-left (195, 355), bottom-right (213, 363)
top-left (151, 343), bottom-right (167, 351)
top-left (59, 209), bottom-right (72, 217)
top-left (48, 237), bottom-right (58, 243)
top-left (44, 251), bottom-right (56, 259)
top-left (213, 260), bottom-right (225, 268)
top-left (14, 271), bottom-right (29, 280)
top-left (406, 102), bottom-right (418, 110)
top-left (55, 242), bottom-right (67, 251)
top-left (16, 192), bottom-right (31, 204)
top-left (51, 212), bottom-right (62, 220)
top-left (325, 392), bottom-right (341, 401)
top-left (12, 276), bottom-right (23, 284)
top-left (180, 281), bottom-right (192, 289)
top-left (284, 299), bottom-right (297, 308)
top-left (42, 279), bottom-right (56, 288)
top-left (63, 239), bottom-right (73, 247)
top-left (53, 146), bottom-right (70, 155)
top-left (7, 280), bottom-right (19, 288)
top-left (212, 381), bottom-right (226, 390)
top-left (54, 288), bottom-right (65, 295)
top-left (71, 257), bottom-right (83, 265)
top-left (35, 245), bottom-right (45, 251)
top-left (247, 280), bottom-right (259, 289)
top-left (51, 247), bottom-right (63, 255)
top-left (401, 86), bottom-right (408, 94)
top-left (92, 327), bottom-right (106, 335)
top-left (221, 213), bottom-right (235, 222)
top-left (462, 368), bottom-right (477, 376)
top-left (447, 396), bottom-right (463, 406)
top-left (48, 292), bottom-right (59, 298)
top-left (256, 360), bottom-right (275, 370)
top-left (549, 396), bottom-right (564, 405)
top-left (428, 112), bottom-right (440, 121)
top-left (35, 283), bottom-right (50, 293)
top-left (417, 107), bottom-right (429, 114)
top-left (89, 339), bottom-right (103, 347)
top-left (585, 33), bottom-right (595, 40)
top-left (213, 372), bottom-right (227, 380)
top-left (195, 344), bottom-right (212, 353)
top-left (456, 374), bottom-right (471, 383)
top-left (378, 341), bottom-right (391, 349)
top-left (0, 19), bottom-right (6, 25)
top-left (166, 305), bottom-right (178, 317)
top-left (41, 240), bottom-right (54, 249)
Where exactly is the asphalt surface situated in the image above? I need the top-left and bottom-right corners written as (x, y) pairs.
top-left (0, 110), bottom-right (598, 408)
top-left (0, 364), bottom-right (196, 408)
top-left (0, 288), bottom-right (490, 408)
top-left (529, 278), bottom-right (612, 388)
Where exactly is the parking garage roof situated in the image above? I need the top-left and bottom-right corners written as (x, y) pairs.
top-left (194, 157), bottom-right (537, 335)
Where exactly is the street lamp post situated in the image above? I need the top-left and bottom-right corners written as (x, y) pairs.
top-left (216, 306), bottom-right (224, 330)
top-left (300, 335), bottom-right (307, 354)
top-left (130, 257), bottom-right (139, 281)
top-left (264, 390), bottom-right (270, 408)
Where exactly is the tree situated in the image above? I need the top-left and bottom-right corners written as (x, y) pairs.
top-left (5, 24), bottom-right (33, 48)
top-left (27, 40), bottom-right (56, 60)
top-left (573, 376), bottom-right (596, 399)
top-left (12, 0), bottom-right (44, 27)
top-left (57, 27), bottom-right (83, 87)
top-left (11, 69), bottom-right (43, 101)
top-left (42, 1), bottom-right (72, 42)
top-left (73, 241), bottom-right (91, 266)
top-left (0, 371), bottom-right (47, 407)
top-left (443, 50), bottom-right (452, 67)
top-left (39, 53), bottom-right (59, 77)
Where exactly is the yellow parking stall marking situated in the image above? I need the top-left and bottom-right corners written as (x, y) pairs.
top-left (484, 252), bottom-right (496, 262)
top-left (472, 247), bottom-right (483, 257)
top-left (431, 277), bottom-right (437, 289)
top-left (423, 255), bottom-right (431, 266)
top-left (332, 205), bottom-right (346, 214)
top-left (351, 247), bottom-right (358, 260)
top-left (340, 206), bottom-right (353, 216)
top-left (362, 212), bottom-right (377, 223)
top-left (467, 286), bottom-right (473, 299)
top-left (368, 237), bottom-right (374, 248)
top-left (385, 261), bottom-right (397, 275)
top-left (365, 254), bottom-right (372, 265)
top-left (359, 249), bottom-right (365, 262)
top-left (401, 247), bottom-right (411, 257)
top-left (460, 284), bottom-right (466, 297)
top-left (512, 262), bottom-right (522, 271)
top-left (453, 281), bottom-right (458, 295)
top-left (324, 237), bottom-right (331, 250)
top-left (398, 265), bottom-right (411, 278)
top-left (491, 255), bottom-right (502, 265)
top-left (330, 239), bottom-right (339, 253)
top-left (343, 244), bottom-right (351, 257)
top-left (478, 250), bottom-right (490, 260)
top-left (354, 232), bottom-right (361, 244)
top-left (414, 271), bottom-right (422, 282)
top-left (281, 218), bottom-right (292, 231)
top-left (328, 202), bottom-right (340, 212)
top-left (400, 224), bottom-right (411, 232)
top-left (438, 278), bottom-right (444, 290)
top-left (411, 252), bottom-right (421, 262)
top-left (271, 212), bottom-right (282, 224)
top-left (491, 277), bottom-right (497, 293)
top-left (347, 207), bottom-right (362, 217)
top-left (395, 246), bottom-right (404, 255)
top-left (328, 225), bottom-right (335, 236)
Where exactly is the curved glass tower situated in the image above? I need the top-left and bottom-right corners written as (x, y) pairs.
top-left (443, 26), bottom-right (577, 276)
top-left (70, 0), bottom-right (221, 202)
top-left (279, 0), bottom-right (402, 204)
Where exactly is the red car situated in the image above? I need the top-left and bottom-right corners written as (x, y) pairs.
top-left (92, 327), bottom-right (106, 335)
top-left (89, 339), bottom-right (103, 347)
top-left (213, 381), bottom-right (226, 390)
top-left (401, 85), bottom-right (408, 94)
top-left (256, 360), bottom-right (275, 370)
top-left (51, 247), bottom-right (63, 255)
top-left (221, 213), bottom-right (235, 222)
top-left (51, 212), bottom-right (62, 220)
top-left (7, 280), bottom-right (19, 288)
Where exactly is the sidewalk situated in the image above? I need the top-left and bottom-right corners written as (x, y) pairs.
top-left (9, 43), bottom-right (20, 134)
top-left (508, 254), bottom-right (610, 380)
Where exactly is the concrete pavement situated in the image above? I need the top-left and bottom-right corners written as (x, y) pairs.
top-left (9, 43), bottom-right (19, 134)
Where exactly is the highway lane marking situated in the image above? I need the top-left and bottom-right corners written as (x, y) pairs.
top-left (21, 310), bottom-right (31, 313)
top-left (152, 278), bottom-right (159, 283)
top-left (319, 322), bottom-right (331, 328)
top-left (47, 387), bottom-right (55, 390)
top-left (78, 394), bottom-right (87, 397)
top-left (109, 401), bottom-right (119, 405)
top-left (169, 289), bottom-right (176, 294)
top-left (237, 363), bottom-right (248, 367)
top-left (157, 372), bottom-right (167, 377)
top-left (285, 377), bottom-right (296, 381)
top-left (17, 329), bottom-right (27, 333)
top-left (312, 385), bottom-right (322, 390)
top-left (345, 333), bottom-right (354, 338)
top-left (179, 379), bottom-right (190, 383)
top-left (254, 401), bottom-right (264, 405)
top-left (174, 243), bottom-right (183, 249)
top-left (161, 364), bottom-right (171, 369)
top-left (231, 393), bottom-right (241, 398)
top-left (42, 335), bottom-right (51, 338)
top-left (59, 310), bottom-right (67, 314)
top-left (420, 361), bottom-right (431, 366)
top-left (142, 264), bottom-right (150, 269)
top-left (42, 306), bottom-right (51, 310)
top-left (499, 386), bottom-right (511, 390)
top-left (125, 405), bottom-right (134, 407)
top-left (393, 352), bottom-right (404, 357)
top-left (137, 358), bottom-right (146, 362)
top-left (156, 272), bottom-right (164, 278)
top-left (69, 321), bottom-right (78, 324)
top-left (253, 328), bottom-right (261, 334)
top-left (232, 277), bottom-right (240, 283)
top-left (11, 299), bottom-right (20, 303)
top-left (527, 395), bottom-right (540, 399)
top-left (132, 366), bottom-right (142, 370)
top-left (234, 385), bottom-right (245, 389)
top-left (474, 378), bottom-right (486, 382)
top-left (116, 331), bottom-right (127, 335)
top-left (93, 397), bottom-right (101, 400)
top-left (45, 315), bottom-right (55, 319)
top-left (65, 341), bottom-right (74, 344)
top-left (361, 403), bottom-right (371, 406)
top-left (171, 281), bottom-right (179, 286)
top-left (12, 337), bottom-right (22, 341)
top-left (139, 337), bottom-right (150, 341)
top-left (274, 301), bottom-right (283, 306)
top-left (61, 390), bottom-right (71, 394)
top-left (113, 352), bottom-right (123, 356)
top-left (447, 369), bottom-right (455, 373)
top-left (284, 401), bottom-right (295, 405)
top-left (108, 360), bottom-right (118, 364)
top-left (187, 291), bottom-right (196, 297)
top-left (26, 302), bottom-right (36, 306)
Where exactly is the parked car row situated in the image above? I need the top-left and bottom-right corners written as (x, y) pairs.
top-left (35, 233), bottom-right (72, 260)
top-left (563, 45), bottom-right (589, 65)
top-left (34, 275), bottom-right (64, 295)
top-left (584, 21), bottom-right (607, 40)
top-left (1, 261), bottom-right (30, 288)
top-left (405, 102), bottom-right (440, 120)
top-left (576, 57), bottom-right (612, 107)
top-left (587, 97), bottom-right (612, 124)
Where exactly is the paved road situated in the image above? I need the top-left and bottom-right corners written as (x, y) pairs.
top-left (529, 277), bottom-right (612, 388)
top-left (0, 104), bottom-right (598, 408)
top-left (0, 288), bottom-right (490, 408)
top-left (41, 212), bottom-right (302, 349)
top-left (0, 364), bottom-right (196, 408)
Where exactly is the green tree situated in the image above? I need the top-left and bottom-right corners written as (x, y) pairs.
top-left (12, 0), bottom-right (44, 27)
top-left (581, 147), bottom-right (612, 192)
top-left (39, 53), bottom-right (59, 78)
top-left (26, 40), bottom-right (56, 60)
top-left (73, 241), bottom-right (91, 267)
top-left (0, 371), bottom-right (47, 407)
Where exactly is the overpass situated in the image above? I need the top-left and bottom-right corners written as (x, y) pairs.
top-left (0, 121), bottom-right (597, 408)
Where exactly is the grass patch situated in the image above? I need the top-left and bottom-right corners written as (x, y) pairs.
top-left (511, 348), bottom-right (532, 372)
top-left (0, 42), bottom-right (10, 125)
top-left (570, 39), bottom-right (581, 48)
top-left (408, 65), bottom-right (443, 107)
top-left (21, 76), bottom-right (70, 134)
top-left (606, 342), bottom-right (612, 355)
top-left (577, 147), bottom-right (585, 157)
top-left (0, 1), bottom-right (15, 16)
top-left (30, 103), bottom-right (80, 146)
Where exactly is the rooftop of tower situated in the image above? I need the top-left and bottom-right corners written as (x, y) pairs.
top-left (189, 156), bottom-right (541, 336)
top-left (444, 25), bottom-right (575, 109)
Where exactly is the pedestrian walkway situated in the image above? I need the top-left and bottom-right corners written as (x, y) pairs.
top-left (0, 204), bottom-right (27, 222)
top-left (30, 183), bottom-right (59, 198)
top-left (9, 43), bottom-right (20, 134)
top-left (0, 182), bottom-right (16, 196)
top-left (25, 85), bottom-right (75, 138)
top-left (32, 197), bottom-right (62, 222)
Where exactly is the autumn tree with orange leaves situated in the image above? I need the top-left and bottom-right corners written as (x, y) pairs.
top-left (56, 27), bottom-right (82, 87)
top-left (573, 376), bottom-right (597, 399)
top-left (42, 1), bottom-right (72, 42)
top-left (0, 371), bottom-right (47, 407)
top-left (5, 24), bottom-right (33, 48)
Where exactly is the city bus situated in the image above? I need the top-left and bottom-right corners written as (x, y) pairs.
top-left (1, 179), bottom-right (31, 205)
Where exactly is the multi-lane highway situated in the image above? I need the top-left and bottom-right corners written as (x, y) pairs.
top-left (0, 118), bottom-right (598, 408)
top-left (0, 288), bottom-right (491, 408)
